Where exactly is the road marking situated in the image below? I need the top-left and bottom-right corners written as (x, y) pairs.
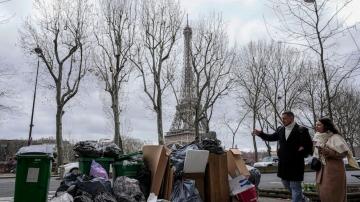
top-left (269, 182), bottom-right (282, 184)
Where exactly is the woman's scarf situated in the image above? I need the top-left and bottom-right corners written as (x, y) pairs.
top-left (313, 132), bottom-right (359, 169)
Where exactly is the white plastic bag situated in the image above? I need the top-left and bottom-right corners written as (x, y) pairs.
top-left (49, 193), bottom-right (74, 202)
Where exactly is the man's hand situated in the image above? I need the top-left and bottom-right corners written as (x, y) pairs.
top-left (298, 146), bottom-right (304, 151)
top-left (252, 129), bottom-right (262, 136)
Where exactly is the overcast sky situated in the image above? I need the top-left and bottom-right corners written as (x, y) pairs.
top-left (1, 0), bottom-right (360, 151)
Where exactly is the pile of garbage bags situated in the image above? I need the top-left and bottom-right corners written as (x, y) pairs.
top-left (51, 173), bottom-right (146, 202)
top-left (51, 151), bottom-right (150, 202)
top-left (73, 141), bottom-right (121, 158)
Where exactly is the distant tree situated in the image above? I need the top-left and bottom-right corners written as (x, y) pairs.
top-left (332, 84), bottom-right (360, 154)
top-left (191, 13), bottom-right (236, 138)
top-left (122, 135), bottom-right (146, 153)
top-left (268, 0), bottom-right (360, 120)
top-left (223, 109), bottom-right (249, 148)
top-left (19, 0), bottom-right (93, 173)
top-left (235, 41), bottom-right (268, 161)
top-left (297, 62), bottom-right (326, 128)
top-left (130, 0), bottom-right (183, 144)
top-left (92, 0), bottom-right (137, 151)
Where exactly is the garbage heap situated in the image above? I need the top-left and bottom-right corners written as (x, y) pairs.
top-left (51, 139), bottom-right (259, 202)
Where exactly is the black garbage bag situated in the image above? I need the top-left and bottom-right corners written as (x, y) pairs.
top-left (170, 142), bottom-right (200, 174)
top-left (134, 163), bottom-right (151, 199)
top-left (73, 191), bottom-right (93, 202)
top-left (113, 176), bottom-right (145, 202)
top-left (76, 178), bottom-right (112, 198)
top-left (55, 173), bottom-right (81, 196)
top-left (100, 142), bottom-right (121, 158)
top-left (73, 141), bottom-right (101, 158)
top-left (94, 192), bottom-right (117, 202)
top-left (199, 138), bottom-right (224, 154)
top-left (170, 179), bottom-right (202, 202)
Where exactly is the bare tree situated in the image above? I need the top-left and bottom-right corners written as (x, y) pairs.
top-left (268, 0), bottom-right (360, 120)
top-left (191, 13), bottom-right (236, 139)
top-left (259, 41), bottom-right (305, 131)
top-left (130, 0), bottom-right (183, 144)
top-left (92, 0), bottom-right (137, 151)
top-left (19, 0), bottom-right (92, 171)
top-left (235, 41), bottom-right (269, 161)
top-left (297, 61), bottom-right (327, 128)
top-left (223, 109), bottom-right (250, 148)
top-left (332, 84), bottom-right (360, 154)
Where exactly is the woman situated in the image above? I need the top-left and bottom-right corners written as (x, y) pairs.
top-left (313, 117), bottom-right (359, 202)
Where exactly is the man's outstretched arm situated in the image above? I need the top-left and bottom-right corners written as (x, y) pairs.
top-left (253, 128), bottom-right (281, 142)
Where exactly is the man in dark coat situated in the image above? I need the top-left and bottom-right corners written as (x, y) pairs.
top-left (253, 111), bottom-right (313, 202)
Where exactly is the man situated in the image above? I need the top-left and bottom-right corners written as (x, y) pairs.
top-left (253, 111), bottom-right (313, 202)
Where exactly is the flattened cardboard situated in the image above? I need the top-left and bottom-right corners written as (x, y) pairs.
top-left (162, 163), bottom-right (174, 200)
top-left (205, 153), bottom-right (230, 202)
top-left (227, 149), bottom-right (250, 178)
top-left (143, 145), bottom-right (170, 196)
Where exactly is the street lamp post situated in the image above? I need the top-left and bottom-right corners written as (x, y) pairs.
top-left (28, 47), bottom-right (42, 146)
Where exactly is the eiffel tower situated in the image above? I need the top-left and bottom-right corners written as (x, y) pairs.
top-left (165, 21), bottom-right (206, 145)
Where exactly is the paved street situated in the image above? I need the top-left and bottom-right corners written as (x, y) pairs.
top-left (0, 170), bottom-right (360, 201)
top-left (0, 177), bottom-right (60, 198)
top-left (259, 170), bottom-right (360, 189)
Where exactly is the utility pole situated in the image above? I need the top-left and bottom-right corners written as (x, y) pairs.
top-left (28, 47), bottom-right (42, 146)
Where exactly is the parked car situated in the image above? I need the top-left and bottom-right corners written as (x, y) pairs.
top-left (253, 156), bottom-right (279, 168)
top-left (59, 162), bottom-right (79, 177)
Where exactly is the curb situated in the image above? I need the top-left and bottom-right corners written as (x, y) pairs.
top-left (259, 188), bottom-right (360, 202)
top-left (0, 174), bottom-right (59, 179)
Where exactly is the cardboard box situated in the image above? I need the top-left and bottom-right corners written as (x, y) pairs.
top-left (205, 153), bottom-right (230, 202)
top-left (162, 156), bottom-right (206, 201)
top-left (227, 149), bottom-right (250, 178)
top-left (162, 163), bottom-right (174, 200)
top-left (143, 145), bottom-right (170, 196)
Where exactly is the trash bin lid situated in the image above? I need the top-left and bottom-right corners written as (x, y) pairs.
top-left (16, 144), bottom-right (56, 157)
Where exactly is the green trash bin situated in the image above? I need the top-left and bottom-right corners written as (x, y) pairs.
top-left (79, 157), bottom-right (114, 176)
top-left (14, 153), bottom-right (53, 202)
top-left (112, 152), bottom-right (144, 179)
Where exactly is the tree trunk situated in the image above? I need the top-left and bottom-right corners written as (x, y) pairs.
top-left (156, 93), bottom-right (164, 145)
top-left (56, 105), bottom-right (64, 178)
top-left (314, 3), bottom-right (333, 120)
top-left (194, 107), bottom-right (200, 140)
top-left (112, 91), bottom-right (123, 153)
top-left (252, 109), bottom-right (258, 162)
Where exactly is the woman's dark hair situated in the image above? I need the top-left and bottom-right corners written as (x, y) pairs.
top-left (318, 117), bottom-right (339, 134)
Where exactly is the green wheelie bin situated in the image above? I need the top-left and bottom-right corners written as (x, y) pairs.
top-left (112, 152), bottom-right (144, 180)
top-left (14, 145), bottom-right (54, 202)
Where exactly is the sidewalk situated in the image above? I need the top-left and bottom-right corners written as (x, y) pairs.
top-left (258, 197), bottom-right (290, 201)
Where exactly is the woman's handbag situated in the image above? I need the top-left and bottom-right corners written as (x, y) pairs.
top-left (311, 157), bottom-right (322, 171)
